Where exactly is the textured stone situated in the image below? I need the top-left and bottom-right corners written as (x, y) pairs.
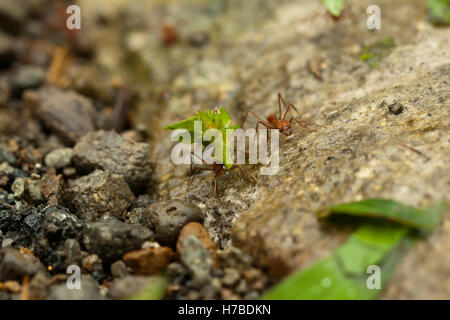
top-left (144, 200), bottom-right (204, 247)
top-left (64, 170), bottom-right (135, 221)
top-left (123, 247), bottom-right (175, 275)
top-left (176, 222), bottom-right (217, 255)
top-left (44, 148), bottom-right (73, 169)
top-left (47, 275), bottom-right (101, 300)
top-left (110, 260), bottom-right (129, 278)
top-left (107, 275), bottom-right (154, 300)
top-left (24, 86), bottom-right (97, 145)
top-left (73, 130), bottom-right (153, 192)
top-left (83, 219), bottom-right (153, 263)
top-left (0, 248), bottom-right (46, 281)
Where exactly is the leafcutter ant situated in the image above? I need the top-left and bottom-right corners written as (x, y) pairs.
top-left (241, 93), bottom-right (325, 137)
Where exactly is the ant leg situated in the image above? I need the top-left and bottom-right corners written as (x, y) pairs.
top-left (234, 165), bottom-right (257, 184)
top-left (187, 167), bottom-right (213, 187)
top-left (278, 93), bottom-right (288, 120)
top-left (249, 120), bottom-right (274, 153)
top-left (241, 110), bottom-right (249, 127)
top-left (183, 166), bottom-right (214, 196)
top-left (282, 103), bottom-right (295, 120)
top-left (285, 104), bottom-right (327, 129)
top-left (241, 110), bottom-right (274, 129)
top-left (212, 174), bottom-right (220, 199)
top-left (191, 150), bottom-right (208, 165)
top-left (289, 117), bottom-right (314, 132)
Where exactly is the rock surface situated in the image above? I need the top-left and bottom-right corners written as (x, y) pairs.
top-left (176, 222), bottom-right (217, 255)
top-left (83, 218), bottom-right (153, 263)
top-left (123, 247), bottom-right (176, 275)
top-left (144, 200), bottom-right (204, 247)
top-left (64, 169), bottom-right (135, 221)
top-left (44, 148), bottom-right (73, 169)
top-left (0, 248), bottom-right (46, 281)
top-left (47, 275), bottom-right (101, 300)
top-left (24, 86), bottom-right (97, 145)
top-left (73, 130), bottom-right (154, 193)
top-left (107, 275), bottom-right (155, 300)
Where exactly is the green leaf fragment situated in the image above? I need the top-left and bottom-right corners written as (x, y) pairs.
top-left (318, 199), bottom-right (445, 231)
top-left (164, 107), bottom-right (240, 169)
top-left (128, 276), bottom-right (169, 300)
top-left (428, 0), bottom-right (450, 26)
top-left (335, 223), bottom-right (409, 274)
top-left (322, 0), bottom-right (345, 17)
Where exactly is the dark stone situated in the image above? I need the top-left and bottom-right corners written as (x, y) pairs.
top-left (180, 235), bottom-right (214, 289)
top-left (0, 32), bottom-right (14, 69)
top-left (29, 271), bottom-right (50, 300)
top-left (11, 65), bottom-right (45, 98)
top-left (61, 239), bottom-right (82, 269)
top-left (64, 169), bottom-right (135, 221)
top-left (0, 248), bottom-right (46, 281)
top-left (0, 145), bottom-right (16, 164)
top-left (189, 31), bottom-right (210, 47)
top-left (144, 200), bottom-right (204, 247)
top-left (110, 260), bottom-right (129, 278)
top-left (83, 218), bottom-right (153, 263)
top-left (24, 86), bottom-right (97, 145)
top-left (23, 205), bottom-right (83, 271)
top-left (0, 202), bottom-right (82, 272)
top-left (388, 102), bottom-right (404, 115)
top-left (73, 130), bottom-right (154, 193)
top-left (0, 2), bottom-right (26, 35)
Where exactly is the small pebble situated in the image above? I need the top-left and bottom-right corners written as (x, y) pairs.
top-left (388, 102), bottom-right (404, 115)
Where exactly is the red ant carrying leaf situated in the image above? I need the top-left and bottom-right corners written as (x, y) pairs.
top-left (241, 93), bottom-right (325, 136)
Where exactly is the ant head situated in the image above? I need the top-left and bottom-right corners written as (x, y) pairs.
top-left (267, 113), bottom-right (277, 123)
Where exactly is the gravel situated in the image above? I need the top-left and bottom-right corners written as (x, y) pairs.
top-left (82, 218), bottom-right (153, 263)
top-left (73, 130), bottom-right (154, 193)
top-left (0, 248), bottom-right (46, 281)
top-left (64, 169), bottom-right (135, 221)
top-left (44, 148), bottom-right (74, 169)
top-left (24, 86), bottom-right (97, 145)
top-left (47, 275), bottom-right (102, 300)
top-left (107, 275), bottom-right (154, 300)
top-left (144, 199), bottom-right (204, 247)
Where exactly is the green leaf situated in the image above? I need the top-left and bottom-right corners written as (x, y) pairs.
top-left (128, 276), bottom-right (169, 300)
top-left (335, 223), bottom-right (409, 274)
top-left (322, 0), bottom-right (345, 17)
top-left (262, 223), bottom-right (414, 300)
top-left (262, 200), bottom-right (445, 300)
top-left (318, 199), bottom-right (446, 231)
top-left (163, 107), bottom-right (240, 169)
top-left (428, 0), bottom-right (450, 26)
